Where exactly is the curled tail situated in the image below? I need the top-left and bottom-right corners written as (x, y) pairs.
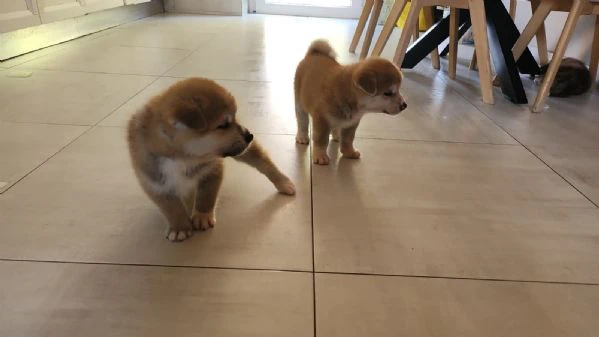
top-left (306, 39), bottom-right (337, 59)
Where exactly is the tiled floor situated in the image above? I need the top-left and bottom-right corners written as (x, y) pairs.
top-left (1, 14), bottom-right (598, 337)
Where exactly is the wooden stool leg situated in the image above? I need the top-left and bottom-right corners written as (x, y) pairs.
top-left (468, 0), bottom-right (494, 104)
top-left (448, 8), bottom-right (459, 79)
top-left (513, 0), bottom-right (552, 63)
top-left (360, 0), bottom-right (384, 59)
top-left (589, 15), bottom-right (599, 84)
top-left (423, 6), bottom-right (441, 70)
top-left (350, 0), bottom-right (375, 53)
top-left (533, 0), bottom-right (584, 112)
top-left (393, 0), bottom-right (422, 67)
top-left (372, 0), bottom-right (408, 56)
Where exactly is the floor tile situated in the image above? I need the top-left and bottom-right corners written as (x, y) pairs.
top-left (0, 127), bottom-right (312, 270)
top-left (100, 77), bottom-right (299, 135)
top-left (529, 146), bottom-right (599, 206)
top-left (357, 71), bottom-right (515, 144)
top-left (313, 139), bottom-right (599, 283)
top-left (95, 25), bottom-right (216, 50)
top-left (0, 70), bottom-right (155, 125)
top-left (0, 29), bottom-right (112, 68)
top-left (440, 60), bottom-right (599, 149)
top-left (0, 122), bottom-right (88, 193)
top-left (316, 273), bottom-right (599, 337)
top-left (16, 44), bottom-right (190, 76)
top-left (0, 261), bottom-right (313, 337)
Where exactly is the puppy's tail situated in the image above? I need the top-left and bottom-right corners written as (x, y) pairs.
top-left (306, 39), bottom-right (337, 59)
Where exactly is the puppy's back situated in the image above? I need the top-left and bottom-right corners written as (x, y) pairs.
top-left (295, 40), bottom-right (341, 105)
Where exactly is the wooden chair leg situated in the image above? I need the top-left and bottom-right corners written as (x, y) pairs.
top-left (470, 50), bottom-right (478, 70)
top-left (413, 16), bottom-right (420, 42)
top-left (513, 0), bottom-right (552, 62)
top-left (448, 8), bottom-right (459, 79)
top-left (372, 0), bottom-right (408, 56)
top-left (531, 0), bottom-right (550, 65)
top-left (468, 0), bottom-right (494, 104)
top-left (350, 0), bottom-right (375, 53)
top-left (589, 15), bottom-right (599, 84)
top-left (509, 0), bottom-right (517, 18)
top-left (423, 6), bottom-right (441, 70)
top-left (533, 0), bottom-right (584, 112)
top-left (393, 0), bottom-right (421, 67)
top-left (360, 0), bottom-right (384, 59)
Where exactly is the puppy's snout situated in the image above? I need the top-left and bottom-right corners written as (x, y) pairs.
top-left (244, 131), bottom-right (254, 144)
top-left (400, 101), bottom-right (408, 111)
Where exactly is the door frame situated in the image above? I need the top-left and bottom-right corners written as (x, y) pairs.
top-left (250, 0), bottom-right (363, 19)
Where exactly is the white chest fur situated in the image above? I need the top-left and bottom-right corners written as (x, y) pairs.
top-left (142, 157), bottom-right (213, 197)
top-left (328, 110), bottom-right (366, 129)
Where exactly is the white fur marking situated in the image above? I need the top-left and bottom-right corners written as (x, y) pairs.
top-left (183, 134), bottom-right (221, 157)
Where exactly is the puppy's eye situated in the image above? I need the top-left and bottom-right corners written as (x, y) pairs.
top-left (383, 91), bottom-right (394, 97)
top-left (217, 122), bottom-right (231, 129)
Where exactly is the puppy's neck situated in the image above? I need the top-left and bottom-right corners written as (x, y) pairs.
top-left (332, 66), bottom-right (359, 116)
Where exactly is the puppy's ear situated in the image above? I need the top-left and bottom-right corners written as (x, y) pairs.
top-left (172, 101), bottom-right (206, 130)
top-left (353, 69), bottom-right (378, 96)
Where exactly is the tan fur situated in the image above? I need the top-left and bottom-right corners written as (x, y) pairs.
top-left (127, 78), bottom-right (295, 242)
top-left (295, 39), bottom-right (407, 165)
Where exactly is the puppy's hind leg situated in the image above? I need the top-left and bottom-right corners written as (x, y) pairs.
top-left (234, 140), bottom-right (296, 195)
top-left (295, 102), bottom-right (310, 145)
top-left (191, 162), bottom-right (224, 231)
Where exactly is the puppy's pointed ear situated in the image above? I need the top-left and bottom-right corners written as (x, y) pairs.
top-left (353, 69), bottom-right (378, 96)
top-left (171, 101), bottom-right (206, 130)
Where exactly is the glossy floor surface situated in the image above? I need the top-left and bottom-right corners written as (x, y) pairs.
top-left (1, 14), bottom-right (599, 337)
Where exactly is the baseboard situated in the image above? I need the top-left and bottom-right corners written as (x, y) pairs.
top-left (164, 0), bottom-right (243, 16)
top-left (0, 0), bottom-right (164, 61)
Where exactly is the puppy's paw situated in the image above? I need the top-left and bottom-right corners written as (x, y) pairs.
top-left (296, 134), bottom-right (310, 145)
top-left (313, 153), bottom-right (330, 165)
top-left (166, 229), bottom-right (193, 242)
top-left (342, 149), bottom-right (361, 159)
top-left (275, 178), bottom-right (296, 196)
top-left (191, 212), bottom-right (216, 231)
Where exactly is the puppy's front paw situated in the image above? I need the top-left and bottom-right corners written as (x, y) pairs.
top-left (275, 178), bottom-right (296, 195)
top-left (166, 229), bottom-right (193, 242)
top-left (313, 153), bottom-right (330, 165)
top-left (296, 134), bottom-right (310, 145)
top-left (191, 212), bottom-right (216, 231)
top-left (342, 149), bottom-right (361, 159)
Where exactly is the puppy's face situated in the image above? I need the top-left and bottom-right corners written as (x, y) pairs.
top-left (158, 78), bottom-right (253, 158)
top-left (352, 58), bottom-right (407, 115)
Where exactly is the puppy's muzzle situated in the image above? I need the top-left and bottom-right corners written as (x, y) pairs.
top-left (222, 129), bottom-right (254, 157)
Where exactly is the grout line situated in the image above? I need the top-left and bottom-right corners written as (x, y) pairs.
top-left (309, 130), bottom-right (317, 337)
top-left (0, 126), bottom-right (94, 194)
top-left (1, 75), bottom-right (160, 194)
top-left (454, 89), bottom-right (599, 209)
top-left (0, 258), bottom-right (311, 274)
top-left (2, 258), bottom-right (598, 287)
top-left (94, 76), bottom-right (161, 126)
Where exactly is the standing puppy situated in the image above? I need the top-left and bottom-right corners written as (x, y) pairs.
top-left (294, 39), bottom-right (407, 165)
top-left (128, 78), bottom-right (295, 242)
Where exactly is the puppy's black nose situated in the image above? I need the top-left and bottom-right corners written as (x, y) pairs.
top-left (400, 102), bottom-right (408, 110)
top-left (244, 132), bottom-right (254, 144)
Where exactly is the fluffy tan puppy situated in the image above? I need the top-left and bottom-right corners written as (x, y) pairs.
top-left (294, 39), bottom-right (407, 165)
